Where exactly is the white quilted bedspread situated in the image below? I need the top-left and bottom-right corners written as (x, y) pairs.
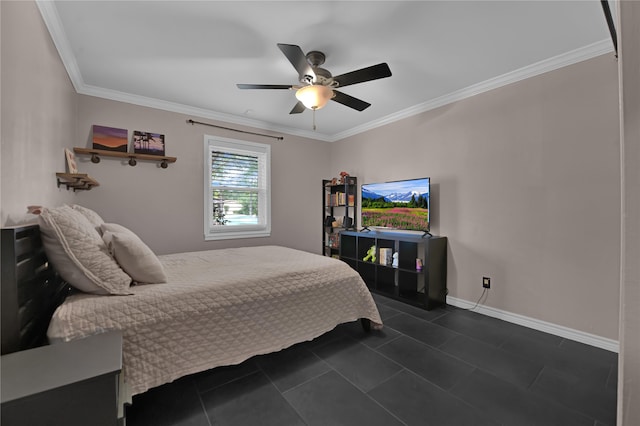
top-left (47, 246), bottom-right (382, 395)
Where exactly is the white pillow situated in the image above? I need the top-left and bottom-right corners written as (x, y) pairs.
top-left (72, 205), bottom-right (105, 233)
top-left (100, 222), bottom-right (133, 235)
top-left (38, 206), bottom-right (132, 295)
top-left (101, 224), bottom-right (167, 284)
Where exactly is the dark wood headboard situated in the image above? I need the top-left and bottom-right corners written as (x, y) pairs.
top-left (1, 224), bottom-right (71, 355)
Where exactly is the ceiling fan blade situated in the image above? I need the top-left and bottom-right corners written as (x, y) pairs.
top-left (289, 101), bottom-right (306, 114)
top-left (277, 43), bottom-right (316, 81)
top-left (236, 84), bottom-right (293, 90)
top-left (333, 63), bottom-right (392, 88)
top-left (331, 90), bottom-right (371, 111)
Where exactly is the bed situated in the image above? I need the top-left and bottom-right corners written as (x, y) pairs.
top-left (1, 206), bottom-right (382, 397)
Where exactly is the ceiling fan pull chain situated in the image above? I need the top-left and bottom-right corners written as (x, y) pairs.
top-left (313, 108), bottom-right (317, 131)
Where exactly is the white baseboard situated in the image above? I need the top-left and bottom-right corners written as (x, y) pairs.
top-left (446, 296), bottom-right (619, 353)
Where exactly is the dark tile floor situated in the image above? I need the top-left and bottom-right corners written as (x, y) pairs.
top-left (125, 294), bottom-right (618, 426)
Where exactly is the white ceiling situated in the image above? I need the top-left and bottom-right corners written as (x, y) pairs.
top-left (38, 1), bottom-right (614, 142)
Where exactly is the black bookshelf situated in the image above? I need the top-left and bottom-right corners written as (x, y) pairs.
top-left (322, 177), bottom-right (357, 257)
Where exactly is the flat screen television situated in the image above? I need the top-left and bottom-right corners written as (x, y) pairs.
top-left (361, 177), bottom-right (430, 233)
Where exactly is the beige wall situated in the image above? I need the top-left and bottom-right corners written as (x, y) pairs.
top-left (1, 1), bottom-right (77, 224)
top-left (331, 54), bottom-right (621, 340)
top-left (73, 96), bottom-right (330, 255)
top-left (617, 1), bottom-right (640, 424)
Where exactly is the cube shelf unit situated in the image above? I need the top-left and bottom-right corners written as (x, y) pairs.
top-left (322, 177), bottom-right (357, 257)
top-left (340, 230), bottom-right (447, 310)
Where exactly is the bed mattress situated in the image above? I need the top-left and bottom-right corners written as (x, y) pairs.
top-left (47, 246), bottom-right (382, 395)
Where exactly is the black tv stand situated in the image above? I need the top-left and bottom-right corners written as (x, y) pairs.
top-left (339, 230), bottom-right (447, 310)
top-left (360, 227), bottom-right (372, 232)
top-left (421, 231), bottom-right (432, 238)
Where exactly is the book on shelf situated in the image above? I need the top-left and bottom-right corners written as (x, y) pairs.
top-left (325, 193), bottom-right (335, 206)
top-left (326, 192), bottom-right (350, 207)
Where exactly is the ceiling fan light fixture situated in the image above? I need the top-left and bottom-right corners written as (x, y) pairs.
top-left (295, 85), bottom-right (333, 110)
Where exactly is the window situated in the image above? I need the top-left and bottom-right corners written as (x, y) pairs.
top-left (204, 136), bottom-right (271, 240)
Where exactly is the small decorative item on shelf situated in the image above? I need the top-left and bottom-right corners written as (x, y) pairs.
top-left (324, 216), bottom-right (335, 227)
top-left (379, 248), bottom-right (393, 266)
top-left (58, 148), bottom-right (98, 191)
top-left (392, 252), bottom-right (399, 268)
top-left (64, 148), bottom-right (78, 174)
top-left (328, 234), bottom-right (340, 249)
top-left (133, 130), bottom-right (165, 156)
top-left (92, 125), bottom-right (128, 152)
top-left (363, 245), bottom-right (377, 263)
top-left (343, 216), bottom-right (353, 228)
top-left (338, 171), bottom-right (350, 184)
top-left (416, 258), bottom-right (423, 271)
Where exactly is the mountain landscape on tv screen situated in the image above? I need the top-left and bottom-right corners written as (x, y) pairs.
top-left (361, 181), bottom-right (430, 231)
top-left (362, 189), bottom-right (426, 203)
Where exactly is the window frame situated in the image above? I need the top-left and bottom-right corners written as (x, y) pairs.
top-left (203, 135), bottom-right (271, 241)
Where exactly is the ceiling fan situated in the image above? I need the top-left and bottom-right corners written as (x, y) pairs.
top-left (237, 44), bottom-right (392, 116)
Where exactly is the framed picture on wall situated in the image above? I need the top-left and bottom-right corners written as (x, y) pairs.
top-left (92, 125), bottom-right (128, 152)
top-left (133, 131), bottom-right (165, 156)
top-left (64, 148), bottom-right (78, 174)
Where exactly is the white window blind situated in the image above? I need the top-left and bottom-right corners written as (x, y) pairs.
top-left (204, 136), bottom-right (270, 240)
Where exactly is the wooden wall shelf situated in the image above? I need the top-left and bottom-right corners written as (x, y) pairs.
top-left (73, 148), bottom-right (177, 168)
top-left (56, 173), bottom-right (99, 191)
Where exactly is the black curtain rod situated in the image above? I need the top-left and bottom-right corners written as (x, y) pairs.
top-left (186, 119), bottom-right (284, 141)
top-left (600, 0), bottom-right (618, 58)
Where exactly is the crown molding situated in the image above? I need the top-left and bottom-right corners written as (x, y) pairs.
top-left (36, 1), bottom-right (84, 92)
top-left (37, 1), bottom-right (613, 144)
top-left (331, 39), bottom-right (614, 141)
top-left (77, 84), bottom-right (333, 142)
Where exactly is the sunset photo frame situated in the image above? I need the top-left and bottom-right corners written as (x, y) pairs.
top-left (92, 125), bottom-right (128, 152)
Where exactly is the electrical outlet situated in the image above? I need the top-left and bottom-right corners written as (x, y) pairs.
top-left (482, 277), bottom-right (491, 289)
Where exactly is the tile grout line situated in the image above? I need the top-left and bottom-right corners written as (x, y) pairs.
top-left (196, 366), bottom-right (260, 396)
top-left (193, 379), bottom-right (215, 426)
top-left (259, 348), bottom-right (332, 395)
top-left (275, 334), bottom-right (409, 425)
top-left (311, 359), bottom-right (409, 426)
